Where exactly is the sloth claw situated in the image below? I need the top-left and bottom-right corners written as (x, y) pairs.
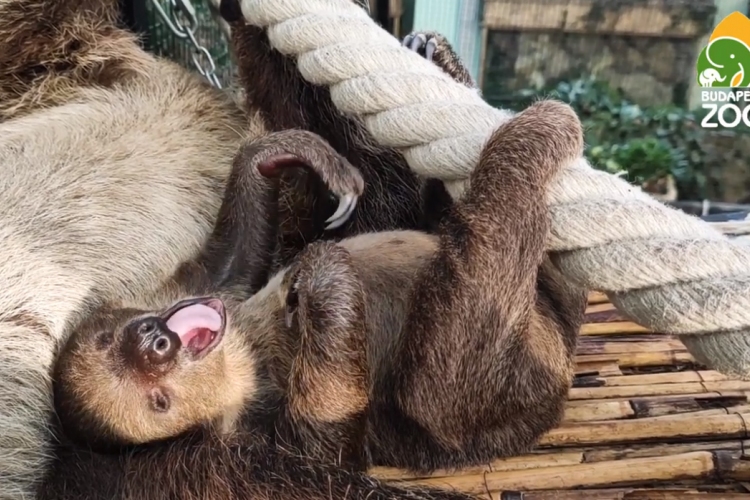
top-left (325, 194), bottom-right (358, 231)
top-left (402, 32), bottom-right (438, 61)
top-left (424, 38), bottom-right (438, 61)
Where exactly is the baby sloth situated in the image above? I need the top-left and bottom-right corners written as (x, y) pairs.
top-left (52, 100), bottom-right (585, 499)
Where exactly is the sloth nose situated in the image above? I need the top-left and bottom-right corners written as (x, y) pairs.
top-left (122, 317), bottom-right (180, 376)
top-left (146, 331), bottom-right (177, 366)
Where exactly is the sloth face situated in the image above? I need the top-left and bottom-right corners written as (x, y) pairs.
top-left (54, 298), bottom-right (256, 449)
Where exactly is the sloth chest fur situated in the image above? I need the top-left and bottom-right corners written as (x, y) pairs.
top-left (237, 230), bottom-right (438, 386)
top-left (0, 74), bottom-right (246, 337)
top-left (338, 231), bottom-right (439, 374)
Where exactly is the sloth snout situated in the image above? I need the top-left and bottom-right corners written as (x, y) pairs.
top-left (122, 317), bottom-right (181, 376)
top-left (148, 333), bottom-right (177, 365)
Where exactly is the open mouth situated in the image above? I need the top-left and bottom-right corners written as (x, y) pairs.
top-left (162, 297), bottom-right (226, 360)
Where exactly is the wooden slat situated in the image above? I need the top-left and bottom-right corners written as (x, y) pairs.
top-left (581, 322), bottom-right (652, 335)
top-left (401, 452), bottom-right (716, 494)
top-left (539, 413), bottom-right (748, 447)
top-left (373, 295), bottom-right (750, 495)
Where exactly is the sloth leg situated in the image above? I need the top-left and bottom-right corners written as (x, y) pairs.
top-left (275, 241), bottom-right (370, 469)
top-left (192, 130), bottom-right (364, 295)
top-left (370, 100), bottom-right (586, 472)
top-left (0, 0), bottom-right (137, 119)
top-left (402, 31), bottom-right (477, 230)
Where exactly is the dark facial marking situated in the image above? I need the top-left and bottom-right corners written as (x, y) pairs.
top-left (285, 272), bottom-right (301, 329)
top-left (95, 331), bottom-right (114, 350)
top-left (149, 387), bottom-right (171, 413)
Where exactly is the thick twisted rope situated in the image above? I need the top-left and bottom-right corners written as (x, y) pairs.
top-left (239, 0), bottom-right (750, 378)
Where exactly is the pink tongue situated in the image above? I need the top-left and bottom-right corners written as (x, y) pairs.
top-left (166, 304), bottom-right (222, 347)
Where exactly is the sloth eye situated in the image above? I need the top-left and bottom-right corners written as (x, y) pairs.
top-left (285, 275), bottom-right (300, 329)
top-left (95, 331), bottom-right (114, 350)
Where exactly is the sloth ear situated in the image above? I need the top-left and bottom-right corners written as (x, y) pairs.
top-left (283, 242), bottom-right (366, 342)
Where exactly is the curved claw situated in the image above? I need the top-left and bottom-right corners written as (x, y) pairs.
top-left (324, 194), bottom-right (358, 231)
top-left (409, 33), bottom-right (427, 53)
top-left (424, 38), bottom-right (438, 61)
top-left (402, 34), bottom-right (414, 48)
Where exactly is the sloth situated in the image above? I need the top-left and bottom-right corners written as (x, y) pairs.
top-left (46, 129), bottom-right (479, 500)
top-left (44, 98), bottom-right (587, 500)
top-left (215, 0), bottom-right (479, 267)
top-left (0, 0), bottom-right (488, 497)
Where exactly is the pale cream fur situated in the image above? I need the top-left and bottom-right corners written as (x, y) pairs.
top-left (0, 58), bottom-right (258, 499)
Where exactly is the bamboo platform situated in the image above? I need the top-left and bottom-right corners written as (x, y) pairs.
top-left (370, 291), bottom-right (750, 499)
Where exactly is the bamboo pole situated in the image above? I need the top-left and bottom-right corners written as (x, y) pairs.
top-left (574, 361), bottom-right (623, 377)
top-left (576, 339), bottom-right (686, 356)
top-left (577, 439), bottom-right (746, 463)
top-left (563, 400), bottom-right (635, 422)
top-left (581, 322), bottom-right (652, 336)
top-left (398, 452), bottom-right (716, 494)
top-left (539, 413), bottom-right (748, 447)
top-left (569, 380), bottom-right (750, 400)
top-left (566, 392), bottom-right (750, 408)
top-left (564, 393), bottom-right (748, 418)
top-left (576, 371), bottom-right (727, 387)
top-left (493, 489), bottom-right (750, 499)
top-left (574, 351), bottom-right (695, 368)
top-left (373, 441), bottom-right (750, 482)
top-left (584, 307), bottom-right (629, 324)
top-left (588, 291), bottom-right (609, 304)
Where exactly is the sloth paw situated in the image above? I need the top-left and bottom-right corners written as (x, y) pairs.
top-left (402, 31), bottom-right (476, 88)
top-left (256, 149), bottom-right (363, 232)
top-left (402, 31), bottom-right (443, 62)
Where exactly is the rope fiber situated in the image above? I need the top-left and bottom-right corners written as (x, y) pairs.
top-left (239, 0), bottom-right (750, 379)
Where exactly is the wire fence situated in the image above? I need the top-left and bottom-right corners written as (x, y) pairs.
top-left (135, 0), bottom-right (235, 86)
top-left (133, 0), bottom-right (750, 204)
top-left (134, 0), bottom-right (732, 107)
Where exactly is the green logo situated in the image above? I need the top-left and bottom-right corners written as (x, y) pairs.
top-left (696, 11), bottom-right (750, 88)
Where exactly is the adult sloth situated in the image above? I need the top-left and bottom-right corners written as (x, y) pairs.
top-left (0, 0), bottom-right (435, 498)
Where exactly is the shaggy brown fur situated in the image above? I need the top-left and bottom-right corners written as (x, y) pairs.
top-left (47, 98), bottom-right (586, 500)
top-left (0, 1), bottom-right (251, 498)
top-left (218, 0), bottom-right (484, 267)
top-left (0, 1), bottom-right (470, 496)
top-left (47, 130), bottom-right (478, 500)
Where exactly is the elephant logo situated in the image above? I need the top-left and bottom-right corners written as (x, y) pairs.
top-left (696, 11), bottom-right (750, 88)
top-left (698, 68), bottom-right (726, 86)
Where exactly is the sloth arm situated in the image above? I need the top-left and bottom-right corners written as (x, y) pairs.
top-left (168, 130), bottom-right (363, 298)
top-left (221, 10), bottom-right (424, 265)
top-left (367, 101), bottom-right (587, 472)
top-left (262, 241), bottom-right (372, 469)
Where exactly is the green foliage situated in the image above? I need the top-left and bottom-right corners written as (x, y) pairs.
top-left (509, 77), bottom-right (730, 199)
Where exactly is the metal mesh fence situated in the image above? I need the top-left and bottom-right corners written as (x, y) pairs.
top-left (137, 0), bottom-right (235, 86)
top-left (134, 0), bottom-right (750, 204)
top-left (133, 0), bottom-right (746, 108)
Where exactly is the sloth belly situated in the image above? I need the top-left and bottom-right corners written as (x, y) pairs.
top-left (340, 231), bottom-right (438, 385)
